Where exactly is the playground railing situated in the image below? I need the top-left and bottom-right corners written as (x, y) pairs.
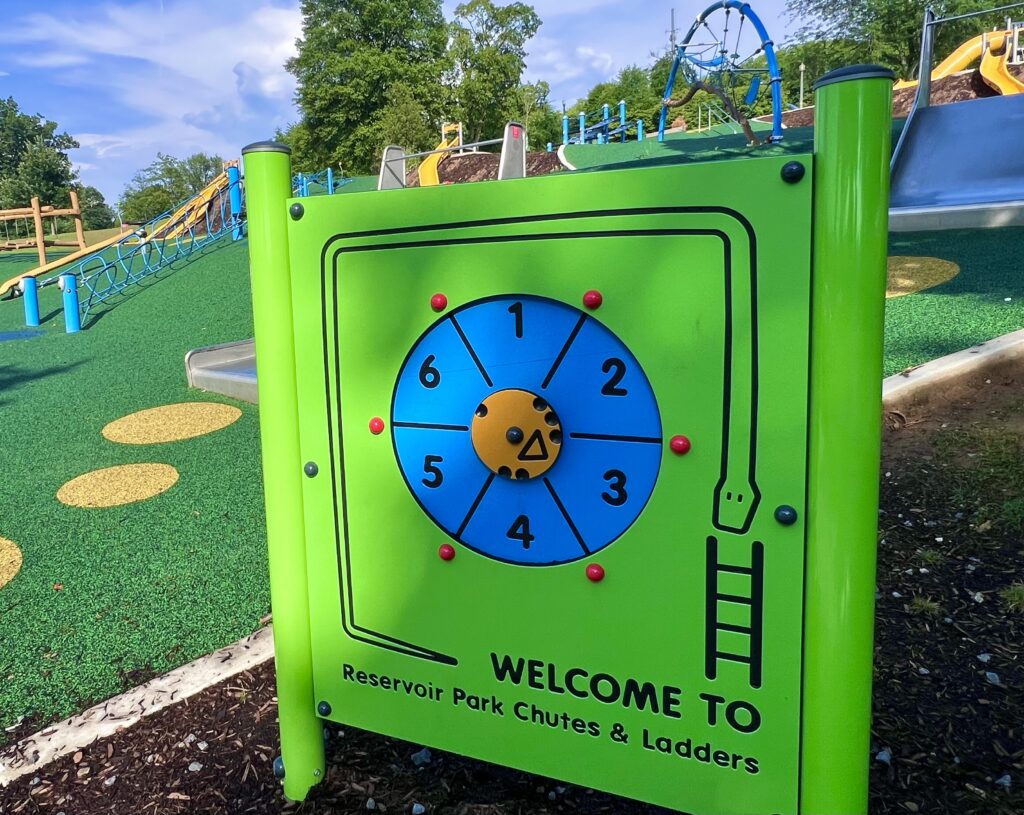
top-left (46, 170), bottom-right (244, 331)
top-left (292, 168), bottom-right (354, 197)
top-left (562, 101), bottom-right (645, 145)
top-left (696, 101), bottom-right (740, 134)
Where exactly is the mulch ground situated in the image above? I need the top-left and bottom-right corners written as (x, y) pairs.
top-left (405, 152), bottom-right (563, 187)
top-left (778, 65), bottom-right (1024, 128)
top-left (2, 369), bottom-right (1023, 814)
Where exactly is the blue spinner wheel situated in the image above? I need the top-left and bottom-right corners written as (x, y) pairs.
top-left (391, 294), bottom-right (662, 566)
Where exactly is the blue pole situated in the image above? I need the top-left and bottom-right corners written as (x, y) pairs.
top-left (602, 103), bottom-right (610, 123)
top-left (546, 142), bottom-right (553, 152)
top-left (21, 276), bottom-right (40, 327)
top-left (228, 164), bottom-right (243, 241)
top-left (562, 115), bottom-right (569, 145)
top-left (326, 167), bottom-right (334, 194)
top-left (59, 274), bottom-right (81, 333)
top-left (637, 119), bottom-right (645, 141)
top-left (578, 112), bottom-right (586, 144)
top-left (619, 100), bottom-right (627, 143)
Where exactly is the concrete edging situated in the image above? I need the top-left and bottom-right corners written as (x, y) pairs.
top-left (555, 144), bottom-right (576, 171)
top-left (0, 626), bottom-right (274, 787)
top-left (882, 328), bottom-right (1024, 411)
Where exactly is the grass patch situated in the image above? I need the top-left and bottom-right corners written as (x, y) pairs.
top-left (1001, 582), bottom-right (1024, 613)
top-left (908, 595), bottom-right (943, 616)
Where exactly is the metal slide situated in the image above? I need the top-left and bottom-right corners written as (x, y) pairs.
top-left (890, 7), bottom-right (1024, 231)
top-left (184, 339), bottom-right (257, 403)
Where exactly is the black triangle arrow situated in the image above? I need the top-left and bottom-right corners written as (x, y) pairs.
top-left (517, 429), bottom-right (549, 461)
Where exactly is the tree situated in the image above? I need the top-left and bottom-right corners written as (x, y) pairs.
top-left (785, 0), bottom-right (1010, 79)
top-left (119, 185), bottom-right (175, 224)
top-left (286, 0), bottom-right (449, 174)
top-left (0, 137), bottom-right (77, 214)
top-left (449, 0), bottom-right (541, 142)
top-left (0, 97), bottom-right (77, 182)
top-left (117, 152), bottom-right (224, 224)
top-left (76, 186), bottom-right (116, 230)
top-left (513, 81), bottom-right (561, 148)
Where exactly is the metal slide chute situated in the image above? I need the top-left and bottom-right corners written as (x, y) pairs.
top-left (890, 5), bottom-right (1024, 231)
top-left (658, 0), bottom-right (784, 142)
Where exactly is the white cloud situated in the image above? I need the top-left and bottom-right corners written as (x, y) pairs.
top-left (0, 1), bottom-right (302, 202)
top-left (15, 52), bottom-right (90, 68)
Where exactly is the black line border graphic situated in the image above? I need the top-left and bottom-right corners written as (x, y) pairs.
top-left (317, 206), bottom-right (763, 665)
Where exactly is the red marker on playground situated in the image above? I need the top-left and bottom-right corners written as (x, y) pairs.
top-left (670, 435), bottom-right (691, 454)
top-left (586, 563), bottom-right (605, 582)
top-left (582, 290), bottom-right (603, 309)
top-left (439, 543), bottom-right (456, 561)
top-left (369, 417), bottom-right (385, 435)
top-left (430, 293), bottom-right (448, 312)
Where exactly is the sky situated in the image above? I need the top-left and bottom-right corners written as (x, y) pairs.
top-left (0, 0), bottom-right (792, 208)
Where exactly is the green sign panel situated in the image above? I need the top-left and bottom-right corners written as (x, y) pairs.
top-left (244, 68), bottom-right (894, 815)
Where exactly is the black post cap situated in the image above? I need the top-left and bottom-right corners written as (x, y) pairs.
top-left (813, 65), bottom-right (896, 91)
top-left (241, 140), bottom-right (292, 155)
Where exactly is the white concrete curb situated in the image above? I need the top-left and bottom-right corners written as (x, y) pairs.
top-left (555, 144), bottom-right (576, 171)
top-left (882, 328), bottom-right (1024, 410)
top-left (0, 625), bottom-right (274, 787)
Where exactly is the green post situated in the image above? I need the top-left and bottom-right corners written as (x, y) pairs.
top-left (241, 141), bottom-right (325, 799)
top-left (802, 66), bottom-right (894, 813)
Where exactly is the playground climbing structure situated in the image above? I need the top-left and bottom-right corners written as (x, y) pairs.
top-left (0, 191), bottom-right (88, 265)
top-left (562, 102), bottom-right (645, 145)
top-left (658, 0), bottom-right (784, 143)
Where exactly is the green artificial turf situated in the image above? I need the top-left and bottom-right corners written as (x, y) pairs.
top-left (564, 125), bottom-right (816, 170)
top-left (885, 226), bottom-right (1024, 375)
top-left (0, 238), bottom-right (264, 740)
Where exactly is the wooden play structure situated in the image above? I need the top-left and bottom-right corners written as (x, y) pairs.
top-left (0, 191), bottom-right (88, 266)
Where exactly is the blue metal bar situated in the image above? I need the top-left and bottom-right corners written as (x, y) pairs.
top-left (21, 275), bottom-right (39, 327)
top-left (59, 274), bottom-right (80, 333)
top-left (658, 0), bottom-right (784, 142)
top-left (228, 164), bottom-right (243, 241)
top-left (562, 115), bottom-right (569, 145)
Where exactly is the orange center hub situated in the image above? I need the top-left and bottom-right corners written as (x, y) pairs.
top-left (471, 389), bottom-right (562, 480)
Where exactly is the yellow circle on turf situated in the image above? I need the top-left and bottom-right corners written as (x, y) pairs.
top-left (0, 536), bottom-right (23, 590)
top-left (102, 402), bottom-right (241, 445)
top-left (471, 389), bottom-right (562, 480)
top-left (57, 464), bottom-right (180, 508)
top-left (887, 256), bottom-right (960, 298)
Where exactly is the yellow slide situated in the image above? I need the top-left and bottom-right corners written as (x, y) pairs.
top-left (897, 29), bottom-right (1023, 94)
top-left (895, 34), bottom-right (986, 89)
top-left (980, 31), bottom-right (1024, 95)
top-left (0, 230), bottom-right (136, 298)
top-left (150, 170), bottom-right (231, 242)
top-left (417, 123), bottom-right (461, 187)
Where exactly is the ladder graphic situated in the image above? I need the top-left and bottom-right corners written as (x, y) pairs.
top-left (705, 536), bottom-right (764, 689)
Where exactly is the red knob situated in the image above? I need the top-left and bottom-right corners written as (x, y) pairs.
top-left (585, 563), bottom-right (605, 582)
top-left (439, 543), bottom-right (456, 561)
top-left (369, 417), bottom-right (385, 435)
top-left (430, 293), bottom-right (448, 312)
top-left (582, 290), bottom-right (603, 310)
top-left (670, 435), bottom-right (691, 454)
